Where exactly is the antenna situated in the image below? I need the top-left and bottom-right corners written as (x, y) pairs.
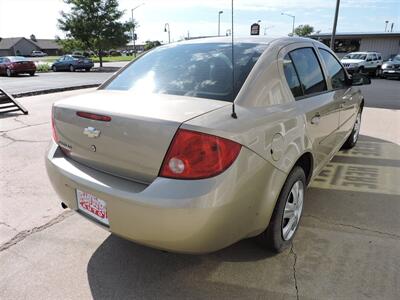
top-left (231, 0), bottom-right (238, 119)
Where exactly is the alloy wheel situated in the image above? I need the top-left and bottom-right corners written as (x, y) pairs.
top-left (282, 180), bottom-right (304, 241)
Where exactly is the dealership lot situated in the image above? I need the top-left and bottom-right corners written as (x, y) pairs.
top-left (0, 86), bottom-right (399, 299)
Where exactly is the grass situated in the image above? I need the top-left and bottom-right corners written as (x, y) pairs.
top-left (36, 63), bottom-right (51, 72)
top-left (90, 56), bottom-right (135, 63)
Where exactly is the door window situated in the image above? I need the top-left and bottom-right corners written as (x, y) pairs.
top-left (289, 48), bottom-right (327, 96)
top-left (283, 54), bottom-right (303, 98)
top-left (319, 49), bottom-right (347, 90)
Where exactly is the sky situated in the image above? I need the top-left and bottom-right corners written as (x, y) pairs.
top-left (0, 0), bottom-right (399, 44)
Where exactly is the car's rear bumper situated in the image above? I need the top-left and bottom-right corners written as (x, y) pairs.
top-left (46, 141), bottom-right (286, 253)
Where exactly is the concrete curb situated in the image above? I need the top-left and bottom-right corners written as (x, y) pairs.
top-left (11, 84), bottom-right (100, 98)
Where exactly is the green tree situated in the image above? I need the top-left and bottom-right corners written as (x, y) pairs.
top-left (293, 24), bottom-right (314, 37)
top-left (144, 40), bottom-right (161, 51)
top-left (57, 38), bottom-right (85, 54)
top-left (58, 0), bottom-right (132, 67)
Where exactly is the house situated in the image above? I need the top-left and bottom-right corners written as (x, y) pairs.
top-left (310, 32), bottom-right (400, 60)
top-left (0, 36), bottom-right (62, 56)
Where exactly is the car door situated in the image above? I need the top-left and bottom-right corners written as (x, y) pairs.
top-left (365, 53), bottom-right (375, 71)
top-left (280, 44), bottom-right (341, 172)
top-left (318, 48), bottom-right (359, 145)
top-left (0, 58), bottom-right (4, 74)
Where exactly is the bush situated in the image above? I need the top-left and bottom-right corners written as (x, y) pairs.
top-left (36, 63), bottom-right (50, 72)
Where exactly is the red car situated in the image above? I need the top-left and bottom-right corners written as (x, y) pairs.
top-left (0, 56), bottom-right (36, 77)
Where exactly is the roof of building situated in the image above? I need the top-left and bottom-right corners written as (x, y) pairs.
top-left (0, 37), bottom-right (61, 50)
top-left (0, 37), bottom-right (24, 50)
top-left (310, 32), bottom-right (400, 39)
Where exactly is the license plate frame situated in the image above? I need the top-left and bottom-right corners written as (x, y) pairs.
top-left (76, 190), bottom-right (109, 225)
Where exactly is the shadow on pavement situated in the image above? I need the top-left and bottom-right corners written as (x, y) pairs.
top-left (86, 135), bottom-right (399, 299)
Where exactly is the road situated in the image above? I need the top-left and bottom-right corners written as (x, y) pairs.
top-left (1, 90), bottom-right (399, 299)
top-left (360, 78), bottom-right (400, 109)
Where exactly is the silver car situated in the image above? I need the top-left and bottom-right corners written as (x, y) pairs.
top-left (46, 37), bottom-right (370, 253)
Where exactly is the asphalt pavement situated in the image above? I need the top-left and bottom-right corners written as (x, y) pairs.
top-left (0, 90), bottom-right (399, 299)
top-left (360, 78), bottom-right (400, 109)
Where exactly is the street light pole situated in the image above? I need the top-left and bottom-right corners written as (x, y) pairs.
top-left (330, 0), bottom-right (340, 51)
top-left (218, 11), bottom-right (223, 36)
top-left (281, 13), bottom-right (295, 36)
top-left (131, 3), bottom-right (144, 57)
top-left (385, 20), bottom-right (389, 32)
top-left (164, 23), bottom-right (171, 43)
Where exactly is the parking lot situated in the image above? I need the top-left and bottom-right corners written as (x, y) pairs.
top-left (0, 79), bottom-right (399, 298)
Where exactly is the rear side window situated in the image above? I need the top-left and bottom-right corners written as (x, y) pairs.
top-left (283, 54), bottom-right (303, 98)
top-left (319, 49), bottom-right (347, 90)
top-left (289, 48), bottom-right (327, 96)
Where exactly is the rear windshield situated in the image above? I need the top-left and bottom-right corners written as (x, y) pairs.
top-left (7, 56), bottom-right (27, 62)
top-left (105, 43), bottom-right (267, 102)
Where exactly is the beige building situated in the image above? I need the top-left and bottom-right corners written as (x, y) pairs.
top-left (310, 32), bottom-right (400, 60)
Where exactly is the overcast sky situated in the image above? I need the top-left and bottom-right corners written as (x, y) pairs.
top-left (0, 0), bottom-right (399, 44)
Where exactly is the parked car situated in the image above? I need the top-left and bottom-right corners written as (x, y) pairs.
top-left (380, 54), bottom-right (400, 79)
top-left (46, 37), bottom-right (370, 254)
top-left (341, 51), bottom-right (382, 76)
top-left (51, 55), bottom-right (94, 72)
top-left (31, 50), bottom-right (47, 57)
top-left (0, 56), bottom-right (36, 77)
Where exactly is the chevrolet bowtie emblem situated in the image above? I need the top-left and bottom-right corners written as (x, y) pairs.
top-left (83, 127), bottom-right (101, 138)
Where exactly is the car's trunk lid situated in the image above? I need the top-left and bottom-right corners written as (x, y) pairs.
top-left (53, 90), bottom-right (228, 183)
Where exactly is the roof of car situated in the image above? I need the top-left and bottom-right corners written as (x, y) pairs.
top-left (173, 36), bottom-right (314, 45)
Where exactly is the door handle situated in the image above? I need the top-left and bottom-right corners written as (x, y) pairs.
top-left (311, 114), bottom-right (320, 125)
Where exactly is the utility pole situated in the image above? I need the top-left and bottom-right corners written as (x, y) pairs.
top-left (131, 3), bottom-right (144, 57)
top-left (164, 23), bottom-right (171, 43)
top-left (218, 11), bottom-right (223, 36)
top-left (330, 0), bottom-right (340, 51)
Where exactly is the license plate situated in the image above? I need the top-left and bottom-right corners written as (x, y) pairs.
top-left (76, 190), bottom-right (109, 225)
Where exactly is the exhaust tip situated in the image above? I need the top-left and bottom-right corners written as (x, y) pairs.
top-left (61, 202), bottom-right (68, 209)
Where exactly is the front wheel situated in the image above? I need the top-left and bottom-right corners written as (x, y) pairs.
top-left (342, 110), bottom-right (361, 149)
top-left (375, 67), bottom-right (381, 78)
top-left (69, 65), bottom-right (75, 72)
top-left (257, 166), bottom-right (306, 252)
top-left (52, 65), bottom-right (57, 72)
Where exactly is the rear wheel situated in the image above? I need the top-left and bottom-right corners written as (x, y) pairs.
top-left (6, 68), bottom-right (12, 77)
top-left (29, 71), bottom-right (35, 76)
top-left (257, 166), bottom-right (306, 252)
top-left (375, 67), bottom-right (381, 77)
top-left (85, 68), bottom-right (91, 72)
top-left (342, 110), bottom-right (362, 149)
top-left (69, 65), bottom-right (75, 72)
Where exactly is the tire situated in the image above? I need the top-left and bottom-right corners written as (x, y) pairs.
top-left (358, 66), bottom-right (365, 74)
top-left (69, 65), bottom-right (75, 72)
top-left (375, 67), bottom-right (381, 78)
top-left (342, 110), bottom-right (362, 149)
top-left (6, 68), bottom-right (12, 77)
top-left (85, 68), bottom-right (91, 72)
top-left (29, 72), bottom-right (35, 76)
top-left (52, 65), bottom-right (57, 72)
top-left (257, 166), bottom-right (306, 253)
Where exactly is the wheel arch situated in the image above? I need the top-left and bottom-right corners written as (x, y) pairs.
top-left (293, 152), bottom-right (314, 185)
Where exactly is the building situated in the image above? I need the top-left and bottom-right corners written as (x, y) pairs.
top-left (310, 32), bottom-right (400, 60)
top-left (0, 37), bottom-right (62, 56)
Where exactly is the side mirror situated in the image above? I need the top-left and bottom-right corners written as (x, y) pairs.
top-left (351, 73), bottom-right (371, 86)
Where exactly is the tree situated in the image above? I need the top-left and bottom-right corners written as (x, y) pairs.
top-left (293, 24), bottom-right (314, 37)
top-left (144, 40), bottom-right (161, 51)
top-left (57, 38), bottom-right (85, 54)
top-left (58, 0), bottom-right (132, 67)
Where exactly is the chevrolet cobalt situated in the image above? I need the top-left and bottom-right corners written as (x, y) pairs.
top-left (46, 37), bottom-right (370, 253)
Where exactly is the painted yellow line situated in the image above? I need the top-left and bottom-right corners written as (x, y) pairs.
top-left (311, 162), bottom-right (400, 196)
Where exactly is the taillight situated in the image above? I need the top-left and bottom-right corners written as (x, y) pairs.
top-left (159, 129), bottom-right (241, 180)
top-left (51, 107), bottom-right (59, 143)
